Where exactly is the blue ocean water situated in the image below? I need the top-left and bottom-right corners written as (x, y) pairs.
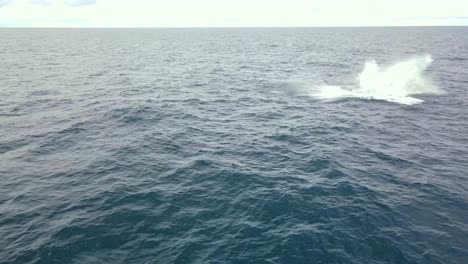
top-left (0, 27), bottom-right (467, 264)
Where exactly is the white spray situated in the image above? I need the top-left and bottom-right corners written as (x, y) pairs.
top-left (314, 55), bottom-right (442, 105)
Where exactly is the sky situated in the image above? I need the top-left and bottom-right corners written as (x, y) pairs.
top-left (0, 0), bottom-right (467, 27)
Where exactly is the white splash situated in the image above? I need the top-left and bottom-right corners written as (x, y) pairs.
top-left (314, 55), bottom-right (442, 105)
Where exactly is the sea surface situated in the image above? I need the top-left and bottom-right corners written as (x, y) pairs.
top-left (1, 27), bottom-right (467, 264)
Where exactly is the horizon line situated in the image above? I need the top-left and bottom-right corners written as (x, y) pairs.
top-left (1, 25), bottom-right (467, 29)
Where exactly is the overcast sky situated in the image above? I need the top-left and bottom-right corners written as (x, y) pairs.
top-left (0, 0), bottom-right (467, 27)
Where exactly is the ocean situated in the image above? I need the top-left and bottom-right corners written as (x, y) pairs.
top-left (0, 27), bottom-right (467, 264)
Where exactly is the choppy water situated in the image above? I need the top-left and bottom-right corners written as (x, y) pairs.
top-left (1, 27), bottom-right (468, 264)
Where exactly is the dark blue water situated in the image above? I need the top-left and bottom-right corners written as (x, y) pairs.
top-left (1, 27), bottom-right (467, 264)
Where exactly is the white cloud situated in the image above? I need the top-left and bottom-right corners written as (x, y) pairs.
top-left (0, 0), bottom-right (467, 27)
top-left (65, 0), bottom-right (95, 7)
top-left (0, 0), bottom-right (13, 7)
top-left (30, 0), bottom-right (50, 6)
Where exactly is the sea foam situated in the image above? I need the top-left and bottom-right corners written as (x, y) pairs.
top-left (314, 55), bottom-right (442, 105)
